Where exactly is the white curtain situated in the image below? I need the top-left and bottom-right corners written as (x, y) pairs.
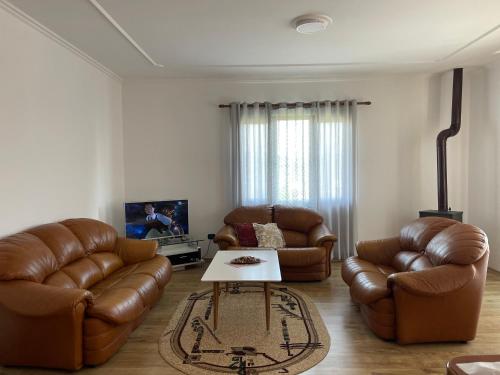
top-left (230, 101), bottom-right (356, 259)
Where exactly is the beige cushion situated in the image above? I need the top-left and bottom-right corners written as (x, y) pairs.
top-left (253, 223), bottom-right (285, 248)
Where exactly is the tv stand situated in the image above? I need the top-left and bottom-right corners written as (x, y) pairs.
top-left (155, 237), bottom-right (204, 271)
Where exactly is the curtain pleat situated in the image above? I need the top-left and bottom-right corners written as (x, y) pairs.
top-left (229, 101), bottom-right (357, 259)
top-left (229, 103), bottom-right (241, 207)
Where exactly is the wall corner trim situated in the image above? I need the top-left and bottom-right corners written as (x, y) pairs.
top-left (0, 0), bottom-right (123, 82)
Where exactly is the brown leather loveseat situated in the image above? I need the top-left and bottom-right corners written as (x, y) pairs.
top-left (0, 218), bottom-right (172, 370)
top-left (214, 205), bottom-right (337, 281)
top-left (341, 217), bottom-right (489, 344)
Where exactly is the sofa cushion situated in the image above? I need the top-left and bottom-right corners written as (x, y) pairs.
top-left (43, 270), bottom-right (78, 288)
top-left (87, 259), bottom-right (168, 325)
top-left (253, 223), bottom-right (286, 248)
top-left (341, 257), bottom-right (396, 286)
top-left (90, 255), bottom-right (171, 294)
top-left (277, 247), bottom-right (325, 267)
top-left (281, 230), bottom-right (308, 247)
top-left (274, 205), bottom-right (323, 233)
top-left (113, 274), bottom-right (159, 306)
top-left (89, 253), bottom-right (124, 278)
top-left (86, 287), bottom-right (145, 325)
top-left (0, 233), bottom-right (58, 283)
top-left (425, 223), bottom-right (488, 266)
top-left (232, 223), bottom-right (258, 247)
top-left (133, 255), bottom-right (172, 289)
top-left (91, 272), bottom-right (159, 307)
top-left (391, 251), bottom-right (421, 272)
top-left (377, 264), bottom-right (397, 277)
top-left (350, 272), bottom-right (391, 305)
top-left (61, 219), bottom-right (117, 255)
top-left (400, 217), bottom-right (457, 252)
top-left (224, 205), bottom-right (272, 225)
top-left (408, 255), bottom-right (433, 271)
top-left (61, 258), bottom-right (103, 289)
top-left (27, 223), bottom-right (86, 267)
top-left (342, 257), bottom-right (380, 285)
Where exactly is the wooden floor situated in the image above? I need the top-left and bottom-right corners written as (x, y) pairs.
top-left (2, 262), bottom-right (500, 375)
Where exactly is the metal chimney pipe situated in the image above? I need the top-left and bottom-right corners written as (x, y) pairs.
top-left (437, 68), bottom-right (463, 211)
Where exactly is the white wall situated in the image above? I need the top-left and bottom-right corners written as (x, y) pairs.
top-left (0, 5), bottom-right (125, 236)
top-left (467, 59), bottom-right (500, 270)
top-left (122, 74), bottom-right (469, 253)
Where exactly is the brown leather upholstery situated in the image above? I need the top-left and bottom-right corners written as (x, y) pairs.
top-left (214, 205), bottom-right (337, 281)
top-left (223, 205), bottom-right (273, 225)
top-left (341, 217), bottom-right (489, 344)
top-left (274, 205), bottom-right (323, 233)
top-left (0, 218), bottom-right (172, 370)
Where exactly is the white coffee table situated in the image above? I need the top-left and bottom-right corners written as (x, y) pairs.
top-left (201, 249), bottom-right (282, 332)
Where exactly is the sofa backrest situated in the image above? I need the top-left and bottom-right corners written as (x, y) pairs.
top-left (0, 219), bottom-right (121, 288)
top-left (391, 217), bottom-right (459, 272)
top-left (224, 205), bottom-right (273, 225)
top-left (274, 205), bottom-right (323, 233)
top-left (392, 217), bottom-right (488, 272)
top-left (425, 223), bottom-right (488, 266)
top-left (399, 217), bottom-right (457, 252)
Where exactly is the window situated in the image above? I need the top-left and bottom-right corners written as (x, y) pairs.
top-left (231, 101), bottom-right (356, 258)
top-left (272, 115), bottom-right (312, 206)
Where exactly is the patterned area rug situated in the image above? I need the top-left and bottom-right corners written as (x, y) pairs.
top-left (159, 283), bottom-right (330, 374)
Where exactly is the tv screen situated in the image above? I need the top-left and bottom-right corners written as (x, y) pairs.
top-left (125, 200), bottom-right (189, 239)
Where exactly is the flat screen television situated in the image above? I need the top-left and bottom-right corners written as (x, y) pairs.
top-left (125, 200), bottom-right (189, 239)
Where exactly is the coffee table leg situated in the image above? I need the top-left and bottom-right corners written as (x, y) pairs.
top-left (225, 282), bottom-right (229, 293)
top-left (213, 282), bottom-right (219, 331)
top-left (264, 282), bottom-right (270, 332)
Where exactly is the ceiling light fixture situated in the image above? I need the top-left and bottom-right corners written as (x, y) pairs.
top-left (293, 14), bottom-right (332, 34)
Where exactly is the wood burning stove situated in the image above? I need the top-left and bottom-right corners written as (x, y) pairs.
top-left (419, 68), bottom-right (464, 222)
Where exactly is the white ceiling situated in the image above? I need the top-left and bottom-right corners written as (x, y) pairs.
top-left (7, 0), bottom-right (500, 79)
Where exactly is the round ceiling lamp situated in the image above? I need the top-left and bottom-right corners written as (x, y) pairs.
top-left (293, 14), bottom-right (332, 34)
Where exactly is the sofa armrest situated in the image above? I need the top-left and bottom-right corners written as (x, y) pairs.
top-left (115, 237), bottom-right (158, 265)
top-left (307, 223), bottom-right (337, 277)
top-left (388, 264), bottom-right (483, 344)
top-left (0, 280), bottom-right (92, 316)
top-left (387, 264), bottom-right (475, 297)
top-left (356, 236), bottom-right (400, 266)
top-left (308, 223), bottom-right (337, 248)
top-left (214, 225), bottom-right (239, 249)
top-left (0, 281), bottom-right (92, 369)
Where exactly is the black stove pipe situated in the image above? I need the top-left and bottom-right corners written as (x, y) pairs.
top-left (437, 68), bottom-right (463, 212)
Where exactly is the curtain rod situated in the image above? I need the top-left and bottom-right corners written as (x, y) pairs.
top-left (218, 100), bottom-right (371, 109)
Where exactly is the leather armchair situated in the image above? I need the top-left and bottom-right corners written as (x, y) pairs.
top-left (341, 217), bottom-right (489, 344)
top-left (0, 218), bottom-right (172, 370)
top-left (214, 205), bottom-right (337, 281)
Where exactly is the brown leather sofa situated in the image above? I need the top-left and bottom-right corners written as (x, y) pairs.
top-left (0, 218), bottom-right (172, 370)
top-left (341, 217), bottom-right (489, 344)
top-left (214, 205), bottom-right (337, 281)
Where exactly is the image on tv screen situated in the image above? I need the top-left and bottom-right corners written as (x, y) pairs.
top-left (125, 200), bottom-right (189, 239)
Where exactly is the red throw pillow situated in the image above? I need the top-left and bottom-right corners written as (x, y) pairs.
top-left (233, 223), bottom-right (258, 247)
